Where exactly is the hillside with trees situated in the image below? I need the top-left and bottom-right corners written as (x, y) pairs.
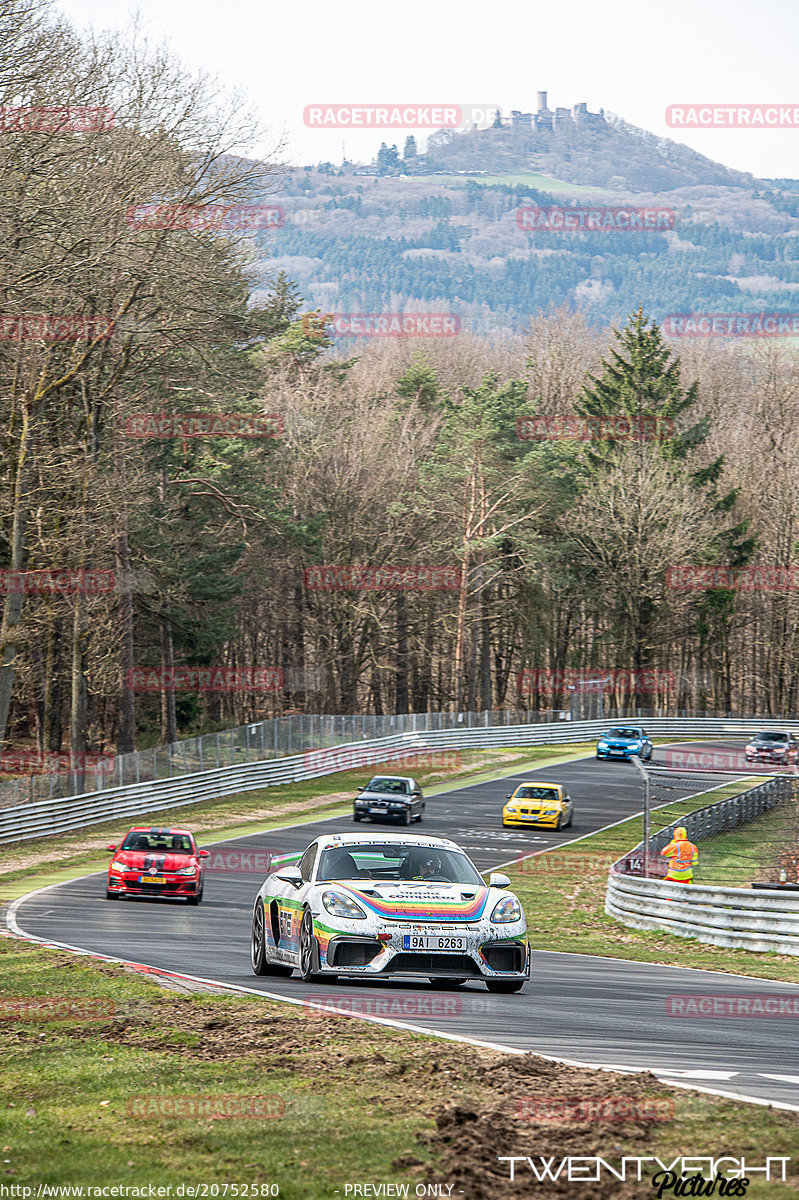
top-left (3, 0), bottom-right (799, 781)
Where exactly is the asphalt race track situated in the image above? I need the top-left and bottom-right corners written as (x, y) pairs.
top-left (10, 741), bottom-right (799, 1110)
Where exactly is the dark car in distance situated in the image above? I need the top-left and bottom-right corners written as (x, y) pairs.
top-left (353, 775), bottom-right (425, 825)
top-left (744, 730), bottom-right (798, 765)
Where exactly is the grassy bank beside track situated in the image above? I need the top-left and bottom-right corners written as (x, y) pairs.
top-left (0, 744), bottom-right (597, 900)
top-left (1, 936), bottom-right (797, 1198)
top-left (506, 778), bottom-right (799, 983)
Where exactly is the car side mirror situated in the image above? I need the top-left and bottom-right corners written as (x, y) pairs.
top-left (488, 872), bottom-right (510, 888)
top-left (276, 866), bottom-right (303, 888)
top-left (197, 849), bottom-right (210, 859)
top-left (356, 786), bottom-right (364, 793)
top-left (506, 794), bottom-right (512, 800)
top-left (106, 844), bottom-right (117, 852)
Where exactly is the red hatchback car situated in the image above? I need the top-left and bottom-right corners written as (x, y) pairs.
top-left (106, 826), bottom-right (209, 903)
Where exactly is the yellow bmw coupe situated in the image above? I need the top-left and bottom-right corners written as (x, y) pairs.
top-left (502, 782), bottom-right (574, 830)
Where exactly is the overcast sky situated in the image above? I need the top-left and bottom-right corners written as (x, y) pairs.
top-left (57, 0), bottom-right (798, 180)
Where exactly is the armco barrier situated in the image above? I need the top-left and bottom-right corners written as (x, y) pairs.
top-left (606, 775), bottom-right (799, 954)
top-left (0, 715), bottom-right (793, 847)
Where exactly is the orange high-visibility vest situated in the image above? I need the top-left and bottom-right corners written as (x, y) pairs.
top-left (661, 835), bottom-right (698, 881)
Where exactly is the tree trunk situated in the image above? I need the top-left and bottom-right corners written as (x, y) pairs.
top-left (0, 416), bottom-right (30, 748)
top-left (395, 591), bottom-right (409, 714)
top-left (159, 606), bottom-right (178, 744)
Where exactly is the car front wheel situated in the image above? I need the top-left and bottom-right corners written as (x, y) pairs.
top-left (299, 909), bottom-right (325, 983)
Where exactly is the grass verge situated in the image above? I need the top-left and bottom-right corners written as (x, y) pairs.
top-left (1, 936), bottom-right (797, 1198)
top-left (505, 778), bottom-right (799, 983)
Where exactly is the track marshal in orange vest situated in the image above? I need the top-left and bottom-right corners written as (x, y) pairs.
top-left (660, 826), bottom-right (699, 883)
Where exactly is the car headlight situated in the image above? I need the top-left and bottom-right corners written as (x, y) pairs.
top-left (505, 806), bottom-right (518, 814)
top-left (542, 809), bottom-right (558, 815)
top-left (175, 864), bottom-right (198, 876)
top-left (322, 890), bottom-right (367, 920)
top-left (597, 740), bottom-right (608, 749)
top-left (491, 896), bottom-right (522, 923)
top-left (627, 742), bottom-right (641, 749)
top-left (110, 860), bottom-right (129, 873)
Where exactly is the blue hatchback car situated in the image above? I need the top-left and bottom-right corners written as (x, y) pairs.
top-left (596, 725), bottom-right (653, 761)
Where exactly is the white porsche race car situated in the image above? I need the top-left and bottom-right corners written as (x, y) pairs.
top-left (250, 832), bottom-right (529, 993)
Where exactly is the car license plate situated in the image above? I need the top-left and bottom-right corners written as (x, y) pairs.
top-left (610, 749), bottom-right (623, 755)
top-left (139, 875), bottom-right (166, 884)
top-left (402, 934), bottom-right (465, 951)
top-left (370, 805), bottom-right (388, 813)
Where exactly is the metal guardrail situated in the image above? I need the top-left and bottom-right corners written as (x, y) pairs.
top-left (8, 705), bottom-right (799, 808)
top-left (0, 714), bottom-right (795, 847)
top-left (0, 707), bottom-right (569, 807)
top-left (606, 776), bottom-right (799, 954)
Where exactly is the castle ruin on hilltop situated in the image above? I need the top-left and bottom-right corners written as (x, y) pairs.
top-left (491, 91), bottom-right (606, 135)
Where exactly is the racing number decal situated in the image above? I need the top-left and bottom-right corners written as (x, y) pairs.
top-left (278, 906), bottom-right (293, 941)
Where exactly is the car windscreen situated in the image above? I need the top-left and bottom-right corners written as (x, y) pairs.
top-left (317, 844), bottom-right (483, 885)
top-left (515, 786), bottom-right (560, 801)
top-left (756, 732), bottom-right (788, 742)
top-left (606, 728), bottom-right (641, 739)
top-left (364, 778), bottom-right (409, 794)
top-left (120, 833), bottom-right (194, 853)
